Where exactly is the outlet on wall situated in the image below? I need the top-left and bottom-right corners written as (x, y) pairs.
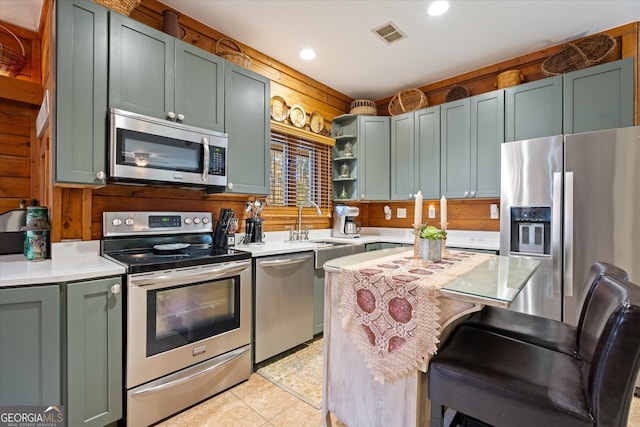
top-left (397, 208), bottom-right (407, 219)
top-left (490, 204), bottom-right (499, 219)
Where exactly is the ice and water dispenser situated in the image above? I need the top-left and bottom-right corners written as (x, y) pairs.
top-left (509, 206), bottom-right (551, 255)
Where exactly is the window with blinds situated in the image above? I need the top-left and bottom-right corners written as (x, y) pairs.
top-left (269, 130), bottom-right (332, 209)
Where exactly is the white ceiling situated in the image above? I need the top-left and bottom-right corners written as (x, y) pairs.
top-left (2, 1), bottom-right (639, 100)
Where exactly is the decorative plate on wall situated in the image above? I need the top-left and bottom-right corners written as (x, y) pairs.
top-left (309, 111), bottom-right (324, 133)
top-left (289, 104), bottom-right (306, 128)
top-left (270, 96), bottom-right (289, 122)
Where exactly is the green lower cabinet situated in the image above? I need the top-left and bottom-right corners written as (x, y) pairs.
top-left (65, 277), bottom-right (123, 427)
top-left (0, 285), bottom-right (61, 406)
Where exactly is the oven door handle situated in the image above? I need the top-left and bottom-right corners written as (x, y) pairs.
top-left (130, 260), bottom-right (250, 288)
top-left (258, 254), bottom-right (313, 268)
top-left (129, 345), bottom-right (250, 397)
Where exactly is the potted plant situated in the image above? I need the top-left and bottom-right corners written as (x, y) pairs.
top-left (418, 225), bottom-right (446, 262)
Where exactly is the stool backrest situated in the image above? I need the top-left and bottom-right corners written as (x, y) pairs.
top-left (578, 275), bottom-right (640, 426)
top-left (576, 261), bottom-right (628, 339)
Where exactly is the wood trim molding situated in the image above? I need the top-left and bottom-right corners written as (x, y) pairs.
top-left (270, 120), bottom-right (335, 146)
top-left (0, 75), bottom-right (43, 105)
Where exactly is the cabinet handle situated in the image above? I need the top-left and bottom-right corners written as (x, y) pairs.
top-left (177, 113), bottom-right (185, 122)
top-left (227, 182), bottom-right (234, 190)
top-left (361, 194), bottom-right (365, 200)
top-left (110, 284), bottom-right (121, 294)
top-left (469, 191), bottom-right (476, 197)
top-left (95, 170), bottom-right (106, 180)
top-left (409, 193), bottom-right (414, 199)
top-left (166, 111), bottom-right (176, 120)
top-left (463, 191), bottom-right (469, 197)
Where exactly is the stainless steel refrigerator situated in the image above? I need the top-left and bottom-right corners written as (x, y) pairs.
top-left (500, 126), bottom-right (640, 325)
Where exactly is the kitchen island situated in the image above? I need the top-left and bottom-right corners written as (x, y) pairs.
top-left (322, 247), bottom-right (539, 427)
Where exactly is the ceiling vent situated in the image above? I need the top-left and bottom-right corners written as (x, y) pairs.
top-left (373, 21), bottom-right (406, 45)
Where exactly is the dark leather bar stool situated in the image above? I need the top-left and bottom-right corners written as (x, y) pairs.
top-left (461, 261), bottom-right (628, 358)
top-left (428, 273), bottom-right (640, 427)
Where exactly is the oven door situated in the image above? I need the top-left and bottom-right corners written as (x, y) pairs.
top-left (126, 260), bottom-right (251, 389)
top-left (109, 108), bottom-right (227, 187)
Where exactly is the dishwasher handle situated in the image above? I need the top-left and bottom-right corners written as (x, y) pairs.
top-left (259, 254), bottom-right (312, 268)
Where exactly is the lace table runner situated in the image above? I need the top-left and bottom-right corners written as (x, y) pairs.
top-left (337, 249), bottom-right (493, 383)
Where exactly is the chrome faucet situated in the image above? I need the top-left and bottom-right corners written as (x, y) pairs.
top-left (292, 201), bottom-right (322, 240)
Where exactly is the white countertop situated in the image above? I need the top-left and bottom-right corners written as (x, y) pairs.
top-left (0, 241), bottom-right (126, 288)
top-left (0, 228), bottom-right (499, 287)
top-left (236, 227), bottom-right (499, 257)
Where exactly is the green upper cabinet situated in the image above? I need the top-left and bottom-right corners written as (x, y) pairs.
top-left (66, 276), bottom-right (123, 427)
top-left (358, 116), bottom-right (390, 201)
top-left (223, 62), bottom-right (270, 195)
top-left (506, 58), bottom-right (634, 141)
top-left (109, 13), bottom-right (225, 131)
top-left (563, 57), bottom-right (634, 134)
top-left (55, 0), bottom-right (108, 186)
top-left (0, 285), bottom-right (61, 406)
top-left (471, 90), bottom-right (504, 198)
top-left (441, 90), bottom-right (504, 199)
top-left (391, 106), bottom-right (441, 200)
top-left (441, 98), bottom-right (471, 198)
top-left (505, 75), bottom-right (563, 142)
top-left (331, 114), bottom-right (359, 201)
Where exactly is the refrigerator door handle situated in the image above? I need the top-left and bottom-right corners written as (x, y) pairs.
top-left (552, 172), bottom-right (563, 296)
top-left (563, 171), bottom-right (574, 297)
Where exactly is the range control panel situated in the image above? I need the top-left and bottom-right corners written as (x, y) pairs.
top-left (103, 211), bottom-right (213, 236)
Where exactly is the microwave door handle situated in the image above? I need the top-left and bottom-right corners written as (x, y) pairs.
top-left (201, 136), bottom-right (209, 182)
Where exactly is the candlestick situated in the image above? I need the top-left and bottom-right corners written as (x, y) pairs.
top-left (409, 223), bottom-right (428, 266)
top-left (440, 221), bottom-right (449, 258)
top-left (440, 195), bottom-right (447, 226)
top-left (414, 191), bottom-right (423, 225)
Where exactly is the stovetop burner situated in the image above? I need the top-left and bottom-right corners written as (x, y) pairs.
top-left (101, 211), bottom-right (250, 274)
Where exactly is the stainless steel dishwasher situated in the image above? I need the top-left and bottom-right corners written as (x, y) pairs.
top-left (254, 251), bottom-right (314, 363)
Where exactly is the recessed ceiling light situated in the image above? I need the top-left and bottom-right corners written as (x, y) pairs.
top-left (300, 49), bottom-right (316, 60)
top-left (428, 1), bottom-right (449, 16)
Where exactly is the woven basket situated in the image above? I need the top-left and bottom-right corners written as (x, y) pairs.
top-left (575, 34), bottom-right (616, 66)
top-left (216, 38), bottom-right (252, 68)
top-left (349, 99), bottom-right (377, 115)
top-left (542, 43), bottom-right (589, 77)
top-left (497, 70), bottom-right (524, 88)
top-left (388, 89), bottom-right (428, 115)
top-left (0, 24), bottom-right (26, 78)
top-left (92, 0), bottom-right (140, 15)
top-left (445, 85), bottom-right (469, 102)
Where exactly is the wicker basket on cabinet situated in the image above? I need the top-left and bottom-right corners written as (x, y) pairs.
top-left (349, 99), bottom-right (377, 115)
top-left (91, 0), bottom-right (140, 15)
top-left (388, 88), bottom-right (428, 115)
top-left (216, 38), bottom-right (252, 68)
top-left (0, 24), bottom-right (26, 78)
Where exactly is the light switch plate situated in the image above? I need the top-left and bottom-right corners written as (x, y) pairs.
top-left (397, 208), bottom-right (407, 219)
top-left (428, 205), bottom-right (436, 218)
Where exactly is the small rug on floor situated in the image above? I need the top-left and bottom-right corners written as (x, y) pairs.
top-left (257, 337), bottom-right (323, 409)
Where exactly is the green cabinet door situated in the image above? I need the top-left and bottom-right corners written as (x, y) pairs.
top-left (415, 106), bottom-right (441, 200)
top-left (440, 99), bottom-right (471, 198)
top-left (66, 277), bottom-right (122, 427)
top-left (109, 13), bottom-right (174, 120)
top-left (390, 112), bottom-right (415, 200)
top-left (223, 62), bottom-right (270, 195)
top-left (358, 116), bottom-right (390, 200)
top-left (0, 285), bottom-right (60, 406)
top-left (471, 90), bottom-right (504, 198)
top-left (505, 76), bottom-right (563, 142)
top-left (56, 0), bottom-right (108, 186)
top-left (563, 58), bottom-right (634, 134)
top-left (174, 41), bottom-right (225, 131)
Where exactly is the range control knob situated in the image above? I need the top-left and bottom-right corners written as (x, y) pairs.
top-left (202, 217), bottom-right (210, 224)
top-left (184, 217), bottom-right (193, 225)
top-left (111, 218), bottom-right (122, 227)
top-left (125, 218), bottom-right (134, 226)
top-left (193, 217), bottom-right (201, 224)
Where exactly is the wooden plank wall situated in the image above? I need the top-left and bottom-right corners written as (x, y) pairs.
top-left (1, 2), bottom-right (638, 239)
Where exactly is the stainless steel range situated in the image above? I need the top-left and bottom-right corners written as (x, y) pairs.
top-left (101, 211), bottom-right (251, 427)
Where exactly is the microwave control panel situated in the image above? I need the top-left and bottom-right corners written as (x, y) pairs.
top-left (209, 146), bottom-right (226, 176)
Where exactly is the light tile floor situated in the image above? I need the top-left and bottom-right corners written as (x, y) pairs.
top-left (158, 372), bottom-right (640, 427)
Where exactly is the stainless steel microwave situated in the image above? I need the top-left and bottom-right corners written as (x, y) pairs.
top-left (109, 108), bottom-right (227, 191)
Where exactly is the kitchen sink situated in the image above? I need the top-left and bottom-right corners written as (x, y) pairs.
top-left (310, 240), bottom-right (364, 269)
